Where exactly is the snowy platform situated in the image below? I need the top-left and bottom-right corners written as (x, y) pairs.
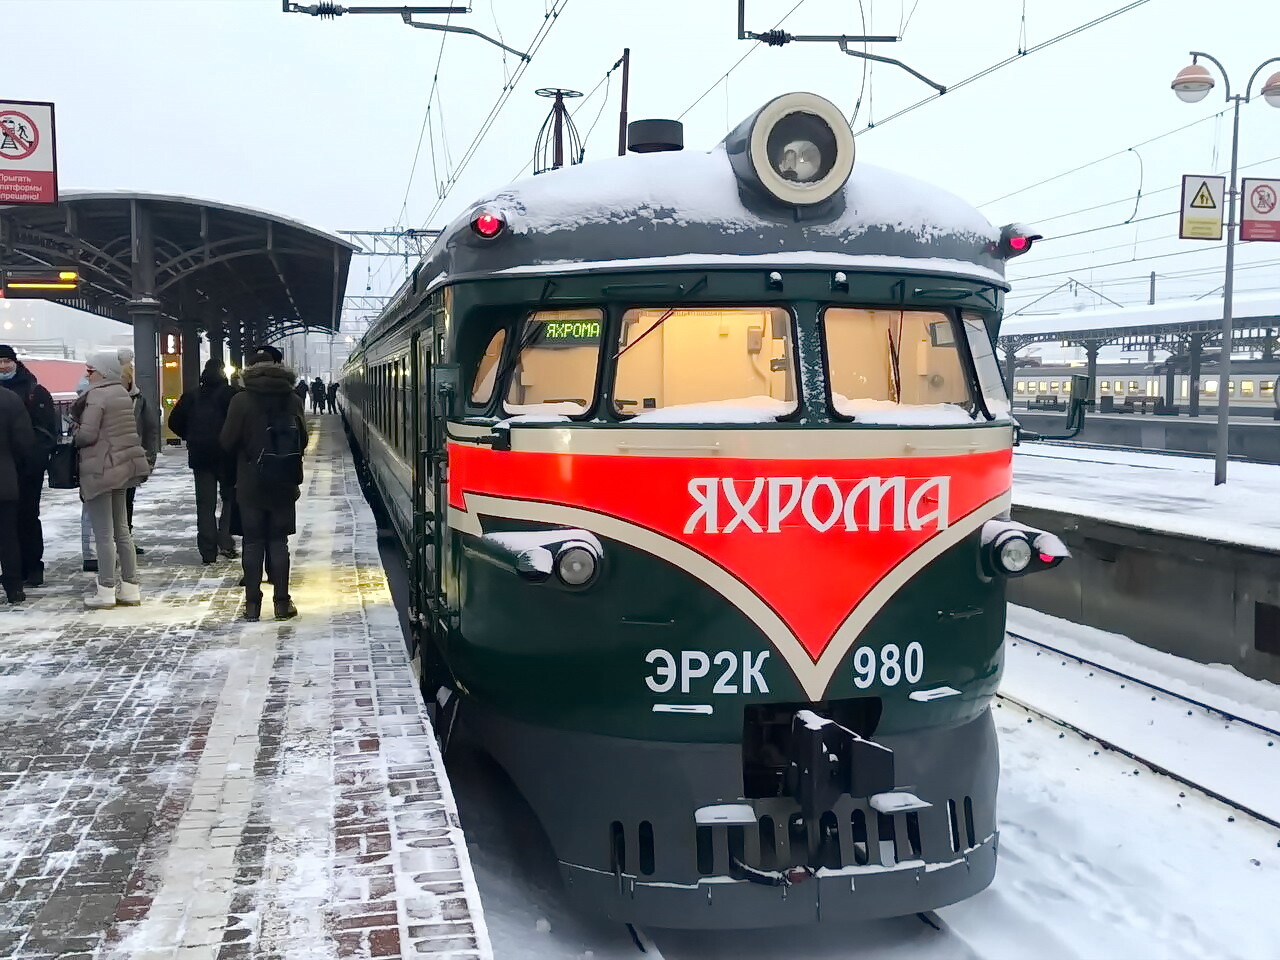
top-left (0, 417), bottom-right (491, 960)
top-left (1014, 442), bottom-right (1280, 551)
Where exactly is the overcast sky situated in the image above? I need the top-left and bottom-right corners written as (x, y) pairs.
top-left (4, 0), bottom-right (1279, 350)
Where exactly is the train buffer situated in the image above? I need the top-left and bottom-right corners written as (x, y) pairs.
top-left (0, 417), bottom-right (492, 959)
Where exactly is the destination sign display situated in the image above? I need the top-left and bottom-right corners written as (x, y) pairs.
top-left (542, 319), bottom-right (601, 344)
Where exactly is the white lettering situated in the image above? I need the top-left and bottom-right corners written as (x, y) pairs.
top-left (712, 652), bottom-right (738, 694)
top-left (908, 477), bottom-right (950, 531)
top-left (766, 477), bottom-right (803, 532)
top-left (844, 477), bottom-right (906, 531)
top-left (742, 651), bottom-right (771, 694)
top-left (800, 477), bottom-right (842, 532)
top-left (681, 650), bottom-right (710, 693)
top-left (722, 478), bottom-right (765, 533)
top-left (645, 649), bottom-right (677, 693)
top-left (684, 478), bottom-right (719, 534)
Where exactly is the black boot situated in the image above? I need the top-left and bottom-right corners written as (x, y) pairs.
top-left (273, 596), bottom-right (298, 620)
top-left (23, 563), bottom-right (43, 588)
top-left (244, 593), bottom-right (262, 622)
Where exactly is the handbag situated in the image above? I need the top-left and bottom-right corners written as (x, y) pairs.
top-left (47, 441), bottom-right (79, 490)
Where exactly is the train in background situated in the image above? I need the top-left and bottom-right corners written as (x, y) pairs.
top-left (339, 92), bottom-right (1074, 928)
top-left (1013, 358), bottom-right (1280, 416)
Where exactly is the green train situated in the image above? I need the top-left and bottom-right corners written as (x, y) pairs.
top-left (341, 92), bottom-right (1069, 929)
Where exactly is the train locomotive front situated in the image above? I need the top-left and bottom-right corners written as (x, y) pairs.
top-left (343, 92), bottom-right (1067, 928)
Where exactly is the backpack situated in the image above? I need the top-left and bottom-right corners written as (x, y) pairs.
top-left (186, 387), bottom-right (226, 452)
top-left (255, 398), bottom-right (304, 487)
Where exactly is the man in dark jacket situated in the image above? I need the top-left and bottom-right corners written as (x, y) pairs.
top-left (326, 381), bottom-right (339, 413)
top-left (0, 345), bottom-right (57, 587)
top-left (221, 350), bottom-right (308, 622)
top-left (169, 358), bottom-right (239, 563)
top-left (0, 385), bottom-right (35, 603)
top-left (309, 376), bottom-right (326, 414)
top-left (293, 378), bottom-right (308, 403)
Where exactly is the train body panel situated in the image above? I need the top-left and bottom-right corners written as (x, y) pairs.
top-left (1013, 358), bottom-right (1280, 414)
top-left (340, 92), bottom-right (1063, 927)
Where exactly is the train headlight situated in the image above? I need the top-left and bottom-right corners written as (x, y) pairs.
top-left (555, 541), bottom-right (599, 587)
top-left (995, 534), bottom-right (1033, 574)
top-left (725, 92), bottom-right (855, 207)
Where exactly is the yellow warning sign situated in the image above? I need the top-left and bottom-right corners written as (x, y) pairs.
top-left (1180, 174), bottom-right (1225, 240)
top-left (1191, 181), bottom-right (1217, 209)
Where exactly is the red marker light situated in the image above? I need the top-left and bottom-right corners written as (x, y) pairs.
top-left (1038, 552), bottom-right (1056, 564)
top-left (1008, 235), bottom-right (1030, 252)
top-left (472, 212), bottom-right (504, 238)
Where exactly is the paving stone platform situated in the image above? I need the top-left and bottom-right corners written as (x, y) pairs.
top-left (0, 416), bottom-right (491, 960)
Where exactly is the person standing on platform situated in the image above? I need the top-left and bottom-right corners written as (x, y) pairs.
top-left (120, 358), bottom-right (160, 553)
top-left (309, 376), bottom-right (326, 414)
top-left (74, 351), bottom-right (151, 609)
top-left (0, 384), bottom-right (34, 604)
top-left (326, 380), bottom-right (339, 414)
top-left (169, 358), bottom-right (239, 563)
top-left (0, 345), bottom-right (58, 587)
top-left (294, 378), bottom-right (308, 404)
top-left (221, 349), bottom-right (307, 622)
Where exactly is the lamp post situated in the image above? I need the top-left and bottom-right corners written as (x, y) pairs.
top-left (1171, 52), bottom-right (1280, 485)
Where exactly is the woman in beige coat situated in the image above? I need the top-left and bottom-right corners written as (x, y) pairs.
top-left (73, 351), bottom-right (152, 608)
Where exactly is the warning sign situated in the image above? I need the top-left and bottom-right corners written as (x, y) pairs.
top-left (1180, 174), bottom-right (1225, 240)
top-left (1241, 178), bottom-right (1280, 242)
top-left (0, 100), bottom-right (57, 206)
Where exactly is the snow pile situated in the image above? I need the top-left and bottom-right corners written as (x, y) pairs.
top-left (627, 395), bottom-right (793, 424)
top-left (832, 394), bottom-right (977, 425)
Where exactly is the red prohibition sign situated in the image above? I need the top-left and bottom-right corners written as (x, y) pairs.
top-left (0, 110), bottom-right (39, 161)
top-left (1251, 183), bottom-right (1277, 216)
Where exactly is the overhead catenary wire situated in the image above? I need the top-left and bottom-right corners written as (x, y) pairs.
top-left (853, 0), bottom-right (1152, 136)
top-left (395, 11), bottom-right (455, 230)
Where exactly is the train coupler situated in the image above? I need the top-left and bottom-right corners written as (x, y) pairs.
top-left (785, 709), bottom-right (895, 821)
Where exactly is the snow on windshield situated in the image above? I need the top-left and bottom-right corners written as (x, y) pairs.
top-left (831, 395), bottom-right (978, 425)
top-left (626, 396), bottom-right (793, 424)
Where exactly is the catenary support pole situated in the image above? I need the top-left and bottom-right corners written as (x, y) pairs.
top-left (1215, 94), bottom-right (1242, 484)
top-left (617, 48), bottom-right (630, 156)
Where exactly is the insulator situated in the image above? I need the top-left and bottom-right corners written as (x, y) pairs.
top-left (316, 1), bottom-right (340, 18)
top-left (758, 30), bottom-right (792, 46)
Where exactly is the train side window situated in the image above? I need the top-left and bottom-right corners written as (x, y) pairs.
top-left (1227, 379), bottom-right (1235, 395)
top-left (1204, 377), bottom-right (1218, 394)
top-left (1039, 381), bottom-right (1048, 393)
top-left (1015, 381), bottom-right (1026, 394)
top-left (1128, 381), bottom-right (1139, 394)
top-left (823, 308), bottom-right (978, 421)
top-left (1113, 380), bottom-right (1123, 394)
top-left (504, 309), bottom-right (603, 416)
top-left (1242, 380), bottom-right (1255, 396)
top-left (613, 307), bottom-right (796, 420)
top-left (471, 329), bottom-right (507, 405)
top-left (1263, 380), bottom-right (1275, 397)
top-left (1100, 381), bottom-right (1110, 393)
top-left (1050, 381), bottom-right (1060, 391)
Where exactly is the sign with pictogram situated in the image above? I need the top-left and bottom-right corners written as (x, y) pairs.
top-left (0, 100), bottom-right (57, 205)
top-left (1241, 178), bottom-right (1280, 242)
top-left (1179, 174), bottom-right (1225, 240)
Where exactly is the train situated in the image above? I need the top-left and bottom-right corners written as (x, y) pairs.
top-left (339, 92), bottom-right (1070, 928)
top-left (1011, 358), bottom-right (1280, 416)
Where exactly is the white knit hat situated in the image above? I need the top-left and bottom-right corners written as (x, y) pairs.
top-left (87, 350), bottom-right (123, 380)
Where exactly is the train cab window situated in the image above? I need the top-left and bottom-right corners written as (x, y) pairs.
top-left (960, 312), bottom-right (1010, 417)
top-left (471, 329), bottom-right (506, 404)
top-left (504, 308), bottom-right (603, 416)
top-left (613, 307), bottom-right (796, 420)
top-left (1242, 380), bottom-right (1255, 397)
top-left (823, 308), bottom-right (987, 422)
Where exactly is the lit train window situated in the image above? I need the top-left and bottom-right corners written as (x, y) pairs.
top-left (1061, 380), bottom-right (1071, 394)
top-left (1180, 380), bottom-right (1189, 398)
top-left (504, 308), bottom-right (603, 416)
top-left (471, 329), bottom-right (506, 404)
top-left (1100, 381), bottom-right (1110, 393)
top-left (1227, 380), bottom-right (1235, 395)
top-left (1015, 381), bottom-right (1026, 393)
top-left (959, 312), bottom-right (1010, 417)
top-left (1128, 381), bottom-right (1139, 393)
top-left (1050, 381), bottom-right (1060, 391)
top-left (1204, 377), bottom-right (1218, 394)
top-left (1263, 381), bottom-right (1275, 396)
top-left (615, 307), bottom-right (795, 419)
top-left (1242, 380), bottom-right (1255, 396)
top-left (1113, 380), bottom-right (1123, 393)
top-left (822, 309), bottom-right (984, 420)
top-left (1039, 381), bottom-right (1048, 393)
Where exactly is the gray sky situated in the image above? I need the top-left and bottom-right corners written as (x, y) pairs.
top-left (5, 0), bottom-right (1280, 342)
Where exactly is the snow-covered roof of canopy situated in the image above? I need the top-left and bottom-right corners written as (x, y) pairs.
top-left (1001, 292), bottom-right (1280, 341)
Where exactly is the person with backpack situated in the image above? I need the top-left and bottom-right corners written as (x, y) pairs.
top-left (73, 351), bottom-right (152, 609)
top-left (0, 345), bottom-right (58, 587)
top-left (326, 380), bottom-right (339, 413)
top-left (294, 378), bottom-right (308, 404)
top-left (0, 384), bottom-right (34, 604)
top-left (221, 349), bottom-right (307, 622)
top-left (169, 358), bottom-right (239, 563)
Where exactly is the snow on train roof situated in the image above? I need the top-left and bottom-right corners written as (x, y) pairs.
top-left (1001, 292), bottom-right (1280, 338)
top-left (490, 147), bottom-right (997, 245)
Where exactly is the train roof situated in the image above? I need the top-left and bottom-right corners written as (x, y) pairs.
top-left (410, 147), bottom-right (1005, 294)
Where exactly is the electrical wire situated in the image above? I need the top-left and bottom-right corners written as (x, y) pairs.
top-left (676, 0), bottom-right (809, 121)
top-left (853, 0), bottom-right (1152, 137)
top-left (506, 53), bottom-right (624, 180)
top-left (395, 12), bottom-right (454, 229)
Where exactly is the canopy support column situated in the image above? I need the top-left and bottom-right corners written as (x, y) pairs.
top-left (180, 319), bottom-right (201, 393)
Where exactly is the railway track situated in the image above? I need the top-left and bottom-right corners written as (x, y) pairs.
top-left (999, 631), bottom-right (1280, 832)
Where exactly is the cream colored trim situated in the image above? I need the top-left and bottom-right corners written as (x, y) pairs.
top-left (447, 423), bottom-right (1013, 459)
top-left (448, 490), bottom-right (1011, 700)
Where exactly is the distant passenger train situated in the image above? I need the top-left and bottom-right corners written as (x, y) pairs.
top-left (1012, 358), bottom-right (1280, 416)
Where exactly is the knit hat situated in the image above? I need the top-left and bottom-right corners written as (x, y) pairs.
top-left (86, 350), bottom-right (123, 380)
top-left (117, 347), bottom-right (135, 364)
top-left (253, 344), bottom-right (284, 363)
top-left (247, 349), bottom-right (278, 367)
top-left (0, 345), bottom-right (16, 362)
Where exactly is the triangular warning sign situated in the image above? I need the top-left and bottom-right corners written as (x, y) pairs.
top-left (1191, 181), bottom-right (1217, 209)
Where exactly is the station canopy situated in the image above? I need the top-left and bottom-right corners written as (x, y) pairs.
top-left (0, 190), bottom-right (355, 339)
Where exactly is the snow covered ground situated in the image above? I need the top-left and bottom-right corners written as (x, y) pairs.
top-left (1013, 443), bottom-right (1280, 550)
top-left (458, 606), bottom-right (1280, 960)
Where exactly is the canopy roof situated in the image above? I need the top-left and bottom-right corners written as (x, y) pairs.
top-left (0, 190), bottom-right (355, 338)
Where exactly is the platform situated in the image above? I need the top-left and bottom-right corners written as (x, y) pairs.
top-left (0, 417), bottom-right (491, 960)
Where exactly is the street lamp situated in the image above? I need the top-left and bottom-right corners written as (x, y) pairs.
top-left (1171, 51), bottom-right (1280, 485)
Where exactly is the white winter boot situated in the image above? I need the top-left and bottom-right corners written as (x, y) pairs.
top-left (84, 580), bottom-right (117, 609)
top-left (115, 580), bottom-right (141, 606)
